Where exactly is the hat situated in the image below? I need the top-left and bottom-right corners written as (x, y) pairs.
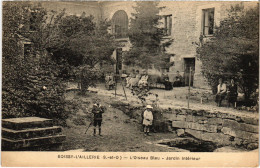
top-left (146, 105), bottom-right (153, 109)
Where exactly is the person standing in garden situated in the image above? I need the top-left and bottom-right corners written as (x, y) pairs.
top-left (92, 99), bottom-right (105, 136)
top-left (143, 105), bottom-right (154, 136)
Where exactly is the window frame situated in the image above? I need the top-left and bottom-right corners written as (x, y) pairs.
top-left (163, 14), bottom-right (172, 36)
top-left (202, 8), bottom-right (215, 36)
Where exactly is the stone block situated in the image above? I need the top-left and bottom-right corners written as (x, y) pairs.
top-left (221, 127), bottom-right (258, 142)
top-left (2, 135), bottom-right (66, 150)
top-left (186, 115), bottom-right (193, 122)
top-left (241, 116), bottom-right (259, 125)
top-left (176, 129), bottom-right (185, 137)
top-left (173, 115), bottom-right (186, 121)
top-left (221, 127), bottom-right (236, 136)
top-left (2, 117), bottom-right (53, 130)
top-left (163, 113), bottom-right (175, 121)
top-left (223, 119), bottom-right (258, 133)
top-left (186, 122), bottom-right (217, 133)
top-left (172, 121), bottom-right (186, 128)
top-left (207, 118), bottom-right (223, 125)
top-left (2, 126), bottom-right (62, 140)
top-left (185, 129), bottom-right (231, 146)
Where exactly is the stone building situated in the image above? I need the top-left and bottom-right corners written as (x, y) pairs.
top-left (41, 1), bottom-right (257, 88)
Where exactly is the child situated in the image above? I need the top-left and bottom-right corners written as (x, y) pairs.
top-left (143, 105), bottom-right (153, 136)
top-left (92, 99), bottom-right (105, 136)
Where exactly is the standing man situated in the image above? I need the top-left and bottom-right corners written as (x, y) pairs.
top-left (92, 99), bottom-right (105, 136)
top-left (143, 105), bottom-right (154, 136)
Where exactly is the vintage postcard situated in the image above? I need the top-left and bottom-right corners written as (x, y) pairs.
top-left (1, 1), bottom-right (259, 167)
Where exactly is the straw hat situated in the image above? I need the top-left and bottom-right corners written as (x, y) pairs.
top-left (146, 105), bottom-right (153, 109)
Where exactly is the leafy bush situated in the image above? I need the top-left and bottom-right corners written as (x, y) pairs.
top-left (2, 56), bottom-right (72, 125)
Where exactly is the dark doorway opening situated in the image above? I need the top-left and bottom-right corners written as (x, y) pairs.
top-left (184, 58), bottom-right (195, 86)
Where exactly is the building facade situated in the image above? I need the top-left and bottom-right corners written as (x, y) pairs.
top-left (41, 1), bottom-right (257, 88)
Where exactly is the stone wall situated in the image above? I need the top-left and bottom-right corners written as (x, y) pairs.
top-left (110, 99), bottom-right (258, 150)
top-left (101, 1), bottom-right (258, 88)
top-left (163, 108), bottom-right (259, 149)
top-left (158, 2), bottom-right (238, 87)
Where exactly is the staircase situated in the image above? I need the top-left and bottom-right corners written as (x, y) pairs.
top-left (2, 117), bottom-right (66, 150)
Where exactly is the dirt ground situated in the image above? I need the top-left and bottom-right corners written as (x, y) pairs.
top-left (61, 82), bottom-right (255, 152)
top-left (63, 91), bottom-right (187, 152)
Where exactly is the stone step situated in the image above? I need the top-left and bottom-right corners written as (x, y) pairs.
top-left (2, 117), bottom-right (53, 130)
top-left (2, 126), bottom-right (62, 140)
top-left (2, 135), bottom-right (66, 150)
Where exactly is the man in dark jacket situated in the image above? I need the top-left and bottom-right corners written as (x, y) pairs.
top-left (92, 99), bottom-right (105, 136)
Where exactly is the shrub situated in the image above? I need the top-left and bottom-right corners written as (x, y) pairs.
top-left (197, 5), bottom-right (259, 100)
top-left (2, 57), bottom-right (71, 126)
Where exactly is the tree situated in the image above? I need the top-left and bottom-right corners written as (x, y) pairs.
top-left (2, 2), bottom-right (70, 124)
top-left (197, 4), bottom-right (259, 101)
top-left (124, 2), bottom-right (172, 70)
top-left (48, 14), bottom-right (117, 91)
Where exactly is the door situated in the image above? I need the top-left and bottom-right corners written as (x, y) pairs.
top-left (184, 58), bottom-right (195, 86)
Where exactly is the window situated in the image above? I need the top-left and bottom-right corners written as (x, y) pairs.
top-left (163, 15), bottom-right (172, 36)
top-left (112, 10), bottom-right (128, 38)
top-left (202, 8), bottom-right (215, 35)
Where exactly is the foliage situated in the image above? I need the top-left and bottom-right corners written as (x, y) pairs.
top-left (45, 12), bottom-right (117, 94)
top-left (197, 4), bottom-right (259, 100)
top-left (2, 57), bottom-right (70, 125)
top-left (2, 2), bottom-right (70, 124)
top-left (46, 14), bottom-right (117, 79)
top-left (124, 2), bottom-right (173, 70)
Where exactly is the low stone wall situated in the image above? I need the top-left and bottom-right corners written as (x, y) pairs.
top-left (111, 100), bottom-right (258, 150)
top-left (163, 108), bottom-right (259, 150)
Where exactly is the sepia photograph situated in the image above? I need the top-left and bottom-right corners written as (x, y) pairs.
top-left (1, 0), bottom-right (259, 167)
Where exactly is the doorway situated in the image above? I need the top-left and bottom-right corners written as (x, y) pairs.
top-left (184, 58), bottom-right (195, 86)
